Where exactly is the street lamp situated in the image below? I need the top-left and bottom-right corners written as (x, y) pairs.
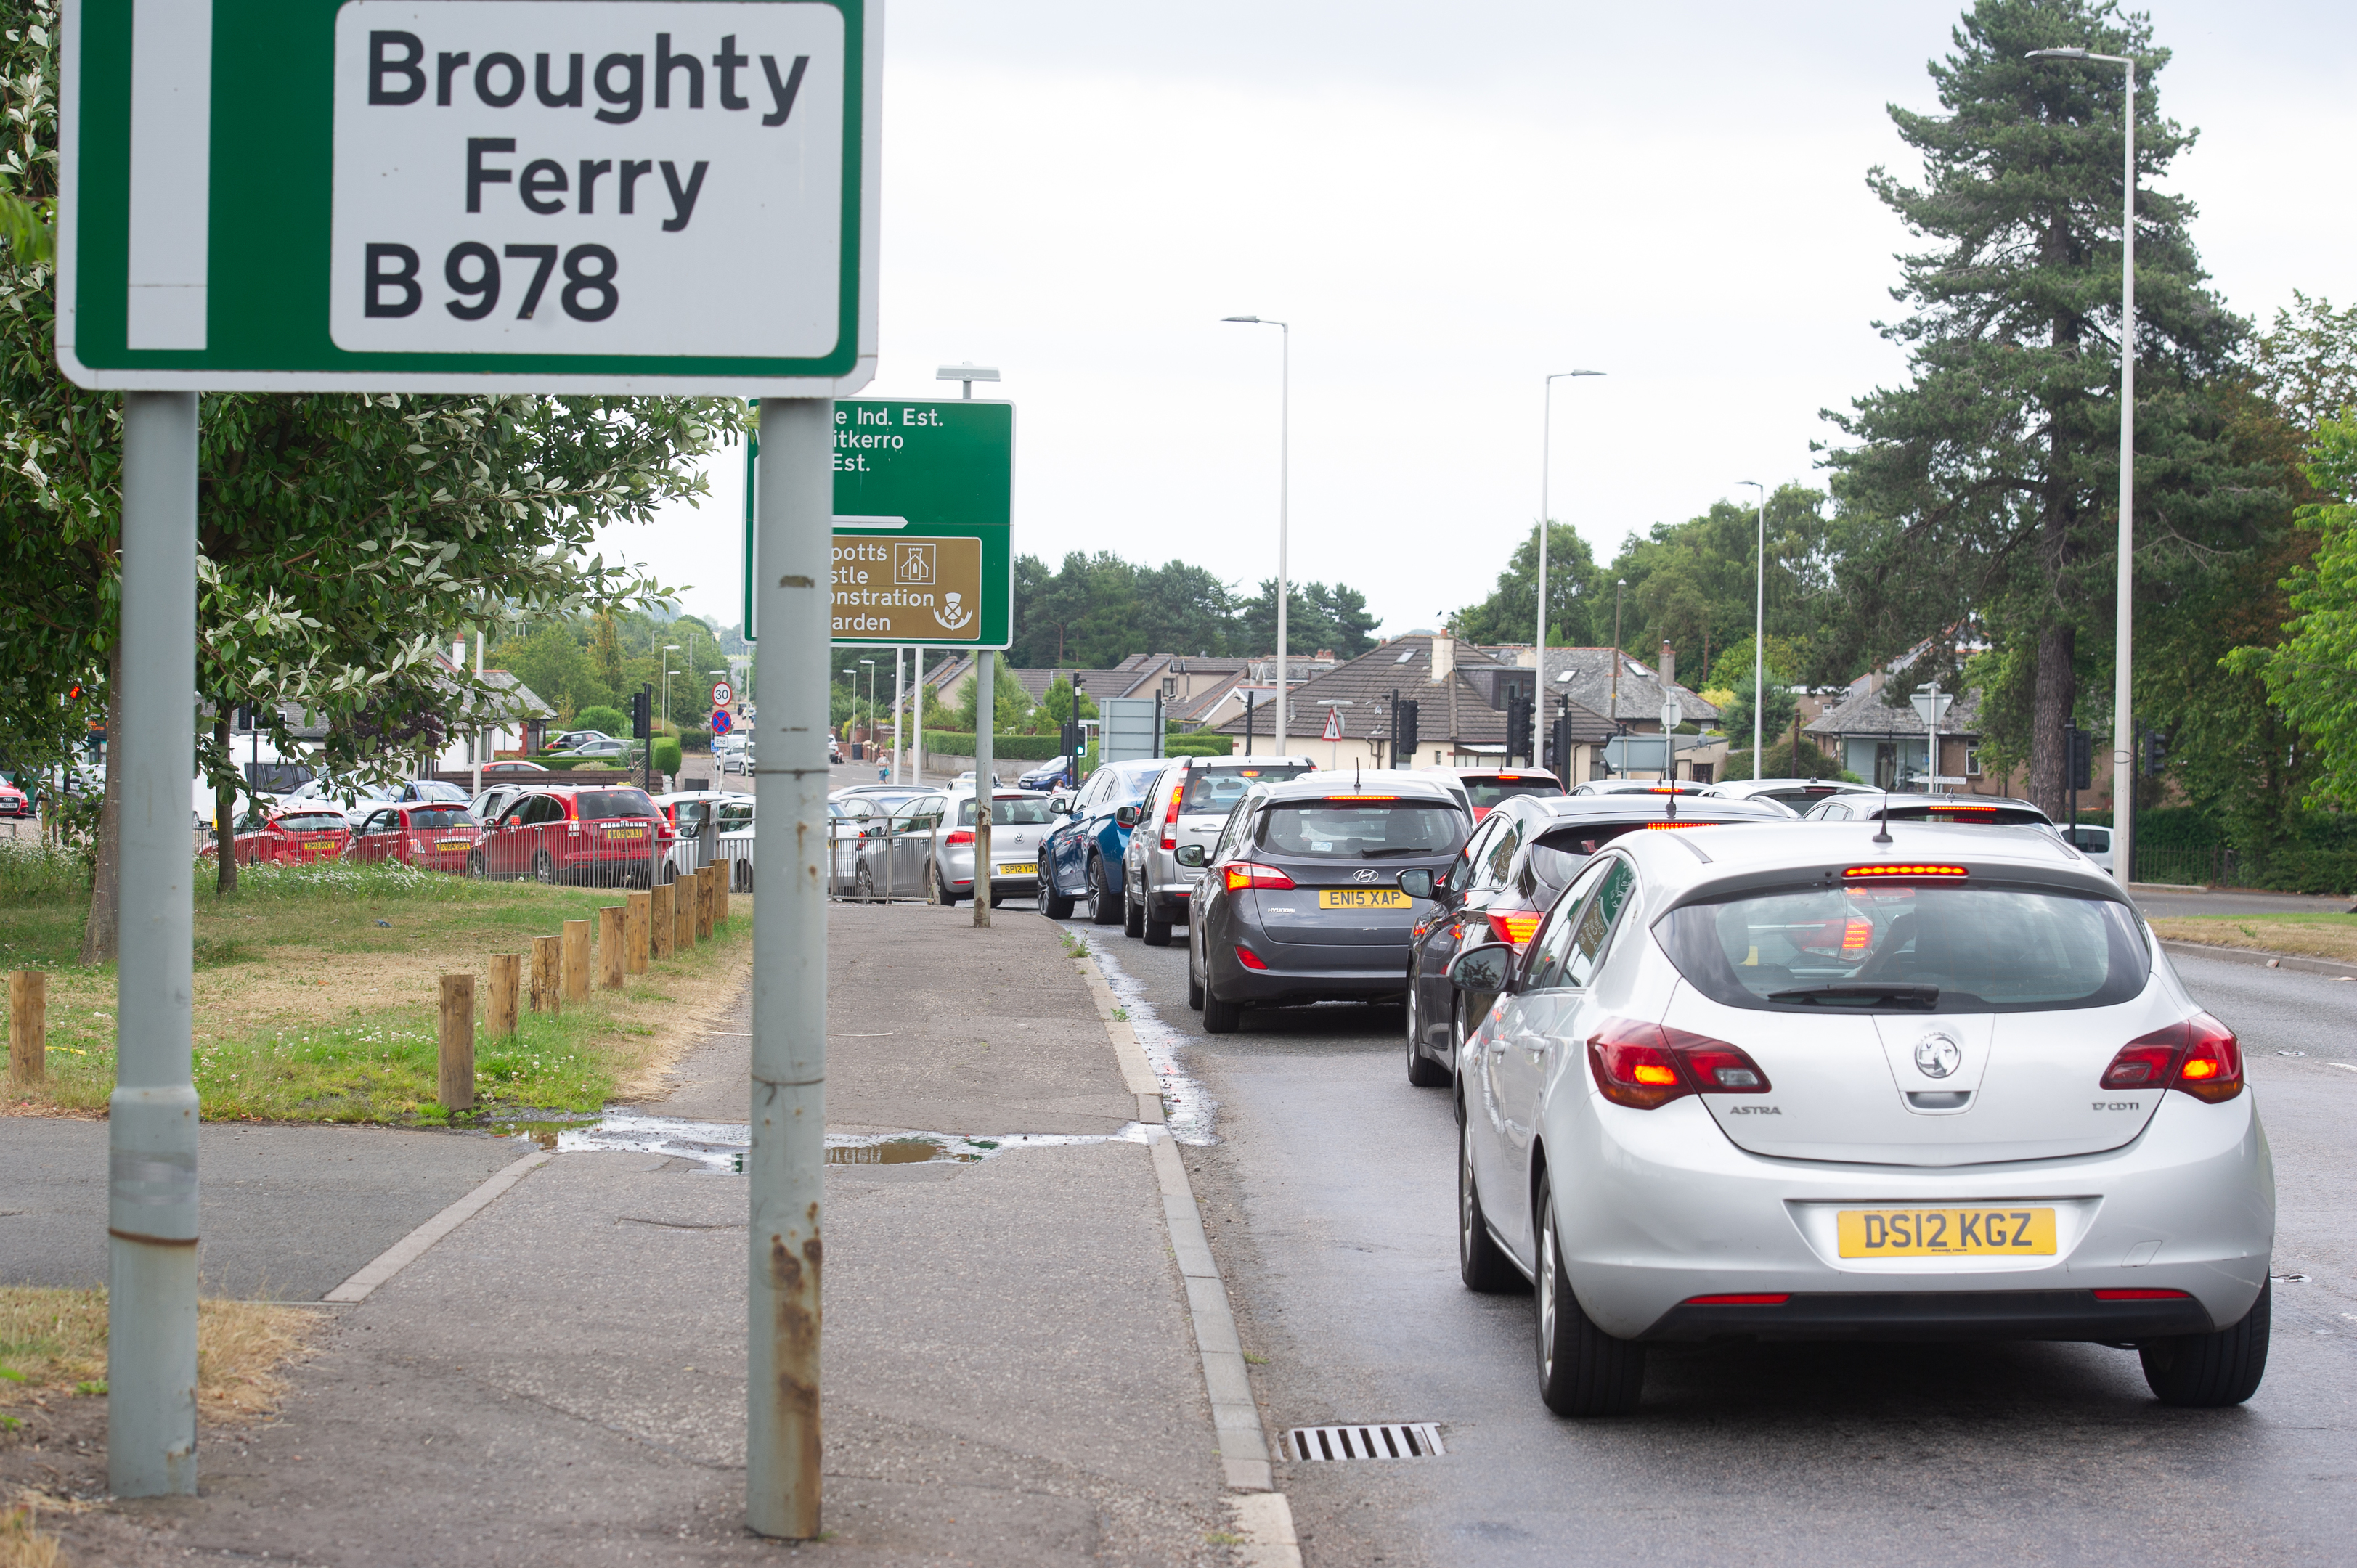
top-left (1737, 479), bottom-right (1767, 775)
top-left (660, 644), bottom-right (682, 737)
top-left (2028, 43), bottom-right (2139, 883)
top-left (936, 362), bottom-right (1001, 400)
top-left (1223, 315), bottom-right (1291, 746)
top-left (859, 658), bottom-right (876, 755)
top-left (1538, 371), bottom-right (1605, 688)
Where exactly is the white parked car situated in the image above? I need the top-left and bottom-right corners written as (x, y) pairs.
top-left (1698, 777), bottom-right (1880, 816)
top-left (2059, 822), bottom-right (2115, 875)
top-left (1443, 819), bottom-right (2271, 1416)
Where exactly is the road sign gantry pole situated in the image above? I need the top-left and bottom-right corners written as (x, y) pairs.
top-left (746, 396), bottom-right (834, 1538)
top-left (109, 391), bottom-right (203, 1498)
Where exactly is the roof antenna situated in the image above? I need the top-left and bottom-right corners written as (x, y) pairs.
top-left (1872, 780), bottom-right (1893, 845)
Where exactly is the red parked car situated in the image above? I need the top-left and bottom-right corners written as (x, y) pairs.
top-left (345, 803), bottom-right (482, 873)
top-left (212, 804), bottom-right (352, 865)
top-left (0, 778), bottom-right (30, 819)
top-left (471, 786), bottom-right (672, 886)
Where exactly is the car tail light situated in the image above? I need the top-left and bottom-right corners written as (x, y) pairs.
top-left (1224, 862), bottom-right (1296, 891)
top-left (944, 829), bottom-right (974, 846)
top-left (1160, 789), bottom-right (1181, 851)
top-left (2093, 1288), bottom-right (2191, 1302)
top-left (1486, 910), bottom-right (1542, 948)
top-left (2099, 1013), bottom-right (2243, 1103)
top-left (1839, 917), bottom-right (1874, 959)
top-left (1235, 946), bottom-right (1269, 971)
top-left (1587, 1018), bottom-right (1772, 1109)
top-left (1844, 864), bottom-right (1969, 880)
top-left (1682, 1293), bottom-right (1790, 1306)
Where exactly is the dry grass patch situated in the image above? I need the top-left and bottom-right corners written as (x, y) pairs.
top-left (0, 1503), bottom-right (63, 1568)
top-left (0, 1287), bottom-right (317, 1422)
top-left (2151, 912), bottom-right (2357, 966)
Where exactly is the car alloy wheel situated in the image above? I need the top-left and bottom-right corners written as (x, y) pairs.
top-left (1088, 854), bottom-right (1122, 926)
top-left (1123, 877), bottom-right (1146, 939)
top-left (466, 852), bottom-right (486, 879)
top-left (1407, 968), bottom-right (1449, 1087)
top-left (1038, 860), bottom-right (1075, 920)
top-left (854, 863), bottom-right (876, 900)
top-left (534, 851), bottom-right (558, 885)
top-left (1458, 1109), bottom-right (1520, 1293)
top-left (1534, 1171), bottom-right (1646, 1418)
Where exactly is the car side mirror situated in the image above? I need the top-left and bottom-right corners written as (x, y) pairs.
top-left (1175, 844), bottom-right (1207, 869)
top-left (1445, 942), bottom-right (1517, 995)
top-left (1047, 796), bottom-right (1071, 816)
top-left (1114, 804), bottom-right (1141, 828)
top-left (1396, 868), bottom-right (1435, 899)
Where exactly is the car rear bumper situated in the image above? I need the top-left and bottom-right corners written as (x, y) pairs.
top-left (1208, 946), bottom-right (1409, 1007)
top-left (1539, 1086), bottom-right (2273, 1342)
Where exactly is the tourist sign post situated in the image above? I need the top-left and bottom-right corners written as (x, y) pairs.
top-left (59, 0), bottom-right (876, 1536)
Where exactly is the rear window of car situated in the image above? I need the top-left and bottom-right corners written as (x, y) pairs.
top-left (956, 796), bottom-right (1059, 826)
top-left (1461, 774), bottom-right (1564, 809)
top-left (1885, 804), bottom-right (2052, 827)
top-left (1182, 764), bottom-right (1313, 814)
top-left (277, 812), bottom-right (346, 833)
top-left (1658, 883), bottom-right (2149, 1014)
top-left (1255, 800), bottom-right (1462, 859)
top-left (1521, 820), bottom-right (1732, 895)
top-left (1762, 786), bottom-right (1851, 809)
top-left (407, 807), bottom-right (476, 830)
top-left (577, 789), bottom-right (655, 820)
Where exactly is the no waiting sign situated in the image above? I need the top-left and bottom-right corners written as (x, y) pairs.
top-left (59, 0), bottom-right (878, 393)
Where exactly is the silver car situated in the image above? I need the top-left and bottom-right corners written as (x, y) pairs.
top-left (846, 791), bottom-right (948, 899)
top-left (1121, 755), bottom-right (1317, 946)
top-left (922, 789), bottom-right (1057, 907)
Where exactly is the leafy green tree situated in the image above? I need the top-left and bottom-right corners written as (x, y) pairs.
top-left (1038, 676), bottom-right (1098, 730)
top-left (1453, 523), bottom-right (1601, 649)
top-left (574, 705), bottom-right (628, 737)
top-left (2236, 414), bottom-right (2357, 810)
top-left (1237, 579), bottom-right (1378, 660)
top-left (1823, 0), bottom-right (2269, 816)
top-left (1611, 487), bottom-right (1844, 686)
top-left (943, 658), bottom-right (1035, 734)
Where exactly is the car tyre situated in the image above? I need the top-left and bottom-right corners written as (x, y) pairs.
top-left (466, 851), bottom-right (487, 880)
top-left (2140, 1279), bottom-right (2270, 1408)
top-left (1087, 853), bottom-right (1122, 926)
top-left (1038, 862), bottom-right (1075, 920)
top-left (1143, 900), bottom-right (1174, 948)
top-left (534, 851), bottom-right (558, 886)
top-left (1407, 968), bottom-right (1449, 1087)
top-left (1534, 1171), bottom-right (1646, 1417)
top-left (1123, 877), bottom-right (1146, 938)
top-left (1187, 950), bottom-right (1206, 1010)
top-left (1201, 978), bottom-right (1241, 1034)
top-left (853, 862), bottom-right (876, 901)
top-left (1458, 1109), bottom-right (1521, 1293)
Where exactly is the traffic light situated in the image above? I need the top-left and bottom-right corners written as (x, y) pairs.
top-left (2142, 728), bottom-right (2168, 777)
top-left (631, 688), bottom-right (652, 739)
top-left (2067, 727), bottom-right (2092, 791)
top-left (1547, 714), bottom-right (1571, 780)
top-left (1505, 696), bottom-right (1533, 764)
top-left (1392, 699), bottom-right (1420, 765)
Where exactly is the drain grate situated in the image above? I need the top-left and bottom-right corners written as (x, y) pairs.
top-left (1286, 1423), bottom-right (1445, 1461)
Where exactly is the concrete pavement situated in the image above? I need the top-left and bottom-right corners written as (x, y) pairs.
top-left (9, 898), bottom-right (1264, 1566)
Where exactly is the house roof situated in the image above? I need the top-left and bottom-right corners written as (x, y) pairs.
top-left (1805, 685), bottom-right (1983, 739)
top-left (1526, 647), bottom-right (1723, 726)
top-left (1206, 635), bottom-right (1612, 744)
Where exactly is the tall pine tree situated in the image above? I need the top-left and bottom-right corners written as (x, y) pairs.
top-left (1824, 0), bottom-right (2260, 814)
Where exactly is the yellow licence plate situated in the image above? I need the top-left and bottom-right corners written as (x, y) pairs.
top-left (603, 827), bottom-right (646, 839)
top-left (996, 863), bottom-right (1037, 877)
top-left (1836, 1207), bottom-right (2057, 1258)
top-left (1317, 889), bottom-right (1412, 910)
top-left (439, 839), bottom-right (470, 849)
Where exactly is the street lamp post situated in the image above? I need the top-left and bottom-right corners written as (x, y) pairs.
top-left (1737, 480), bottom-right (1767, 776)
top-left (660, 644), bottom-right (683, 750)
top-left (1538, 371), bottom-right (1605, 689)
top-left (2029, 43), bottom-right (2138, 885)
top-left (1223, 316), bottom-right (1290, 746)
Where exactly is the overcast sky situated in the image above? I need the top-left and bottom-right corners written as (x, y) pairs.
top-left (602, 0), bottom-right (2357, 645)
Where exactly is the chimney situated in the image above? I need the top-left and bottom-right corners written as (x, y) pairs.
top-left (1430, 633), bottom-right (1454, 683)
top-left (1658, 640), bottom-right (1676, 690)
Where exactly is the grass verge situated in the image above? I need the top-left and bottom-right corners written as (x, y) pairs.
top-left (0, 1286), bottom-right (317, 1423)
top-left (4, 859), bottom-right (751, 1124)
top-left (2149, 912), bottom-right (2357, 966)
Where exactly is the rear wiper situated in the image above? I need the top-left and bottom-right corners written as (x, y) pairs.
top-left (1767, 983), bottom-right (1940, 1010)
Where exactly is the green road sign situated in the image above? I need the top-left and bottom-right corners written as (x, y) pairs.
top-left (59, 0), bottom-right (877, 393)
top-left (744, 399), bottom-right (1012, 648)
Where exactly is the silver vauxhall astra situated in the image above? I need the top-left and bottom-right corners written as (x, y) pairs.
top-left (1443, 819), bottom-right (2273, 1418)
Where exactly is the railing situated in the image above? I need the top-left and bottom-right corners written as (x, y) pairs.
top-left (2131, 845), bottom-right (2231, 889)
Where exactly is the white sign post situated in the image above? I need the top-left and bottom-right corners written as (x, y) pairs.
top-left (62, 1), bottom-right (876, 1535)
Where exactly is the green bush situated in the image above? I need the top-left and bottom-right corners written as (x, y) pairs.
top-left (1163, 732), bottom-right (1233, 757)
top-left (574, 704), bottom-right (627, 737)
top-left (919, 731), bottom-right (1065, 761)
top-left (652, 737), bottom-right (683, 775)
top-left (1718, 738), bottom-right (1847, 782)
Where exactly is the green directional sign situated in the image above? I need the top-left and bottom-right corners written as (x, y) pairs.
top-left (59, 0), bottom-right (877, 393)
top-left (744, 399), bottom-right (1013, 649)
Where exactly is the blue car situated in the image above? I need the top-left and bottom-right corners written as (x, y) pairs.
top-left (1019, 755), bottom-right (1073, 791)
top-left (1038, 757), bottom-right (1174, 924)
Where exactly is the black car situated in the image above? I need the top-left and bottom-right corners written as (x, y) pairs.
top-left (1181, 774), bottom-right (1469, 1034)
top-left (1397, 792), bottom-right (1794, 1087)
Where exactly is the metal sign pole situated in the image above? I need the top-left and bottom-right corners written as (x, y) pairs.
top-left (747, 396), bottom-right (832, 1539)
top-left (109, 391), bottom-right (202, 1498)
top-left (973, 650), bottom-right (995, 928)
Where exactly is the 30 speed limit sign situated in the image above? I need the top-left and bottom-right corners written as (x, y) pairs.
top-left (711, 680), bottom-right (735, 708)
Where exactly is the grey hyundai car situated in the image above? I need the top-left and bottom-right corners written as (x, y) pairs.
top-left (1182, 773), bottom-right (1469, 1034)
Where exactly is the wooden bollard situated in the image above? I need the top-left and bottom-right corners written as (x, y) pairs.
top-left (530, 934), bottom-right (561, 1016)
top-left (9, 970), bottom-right (44, 1085)
top-left (437, 973), bottom-right (476, 1111)
top-left (674, 872), bottom-right (696, 951)
top-left (598, 906), bottom-right (625, 989)
top-left (488, 953), bottom-right (521, 1037)
top-left (624, 891), bottom-right (651, 973)
top-left (561, 918), bottom-right (591, 1002)
top-left (695, 865), bottom-right (716, 942)
top-left (650, 883), bottom-right (675, 960)
top-left (715, 864), bottom-right (731, 927)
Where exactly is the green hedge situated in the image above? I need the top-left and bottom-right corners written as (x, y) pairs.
top-left (920, 730), bottom-right (1066, 762)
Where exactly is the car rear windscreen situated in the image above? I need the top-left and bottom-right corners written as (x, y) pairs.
top-left (1521, 821), bottom-right (1732, 896)
top-left (1762, 787), bottom-right (1849, 809)
top-left (1462, 775), bottom-right (1565, 809)
top-left (277, 812), bottom-right (346, 833)
top-left (1183, 764), bottom-right (1313, 814)
top-left (1883, 804), bottom-right (2051, 827)
top-left (956, 797), bottom-right (1059, 826)
top-left (1658, 883), bottom-right (2149, 1013)
top-left (407, 807), bottom-right (476, 829)
top-left (578, 789), bottom-right (655, 820)
top-left (1257, 801), bottom-right (1462, 859)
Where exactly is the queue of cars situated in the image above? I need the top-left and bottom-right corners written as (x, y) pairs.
top-left (1039, 752), bottom-right (2271, 1422)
